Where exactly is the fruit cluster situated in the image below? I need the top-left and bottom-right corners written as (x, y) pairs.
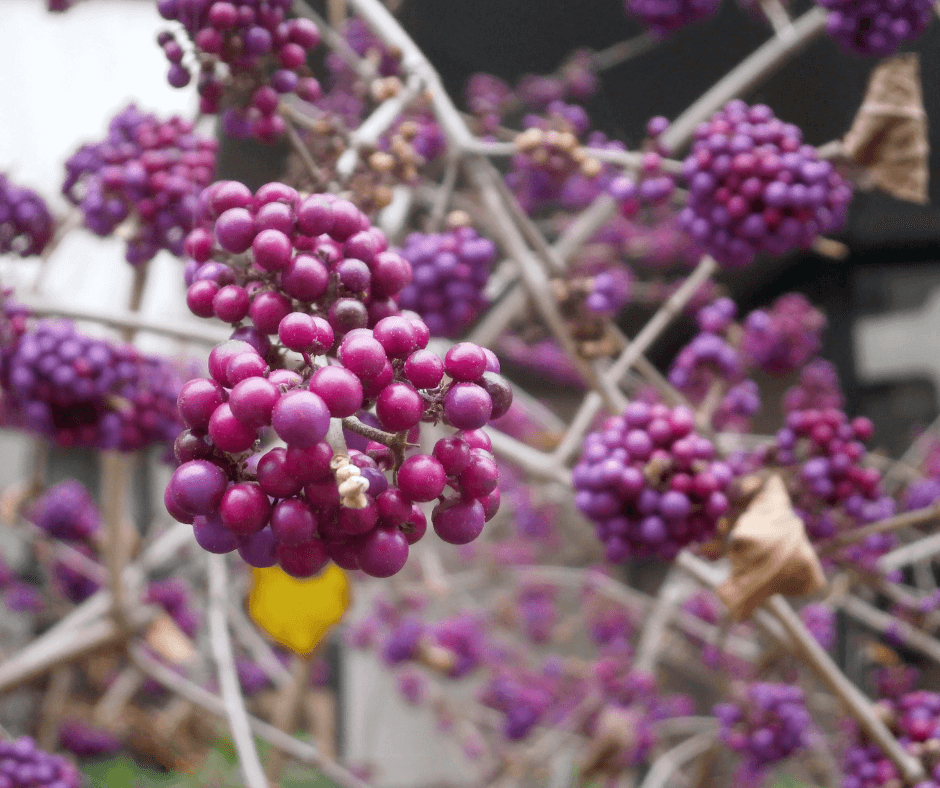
top-left (573, 402), bottom-right (735, 561)
top-left (0, 317), bottom-right (183, 451)
top-left (714, 683), bottom-right (810, 773)
top-left (816, 0), bottom-right (935, 56)
top-left (0, 174), bottom-right (54, 258)
top-left (396, 226), bottom-right (498, 338)
top-left (680, 101), bottom-right (852, 268)
top-left (741, 293), bottom-right (826, 375)
top-left (624, 0), bottom-right (722, 36)
top-left (169, 182), bottom-right (512, 578)
top-left (156, 0), bottom-right (322, 141)
top-left (843, 691), bottom-right (940, 788)
top-left (0, 737), bottom-right (82, 788)
top-left (63, 104), bottom-right (217, 265)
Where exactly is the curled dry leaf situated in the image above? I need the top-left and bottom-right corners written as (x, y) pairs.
top-left (717, 475), bottom-right (825, 620)
top-left (843, 53), bottom-right (929, 204)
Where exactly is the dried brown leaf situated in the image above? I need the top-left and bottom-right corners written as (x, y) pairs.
top-left (843, 53), bottom-right (929, 204)
top-left (717, 475), bottom-right (825, 620)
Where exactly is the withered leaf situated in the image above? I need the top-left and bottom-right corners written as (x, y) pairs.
top-left (843, 53), bottom-right (929, 204)
top-left (717, 475), bottom-right (825, 620)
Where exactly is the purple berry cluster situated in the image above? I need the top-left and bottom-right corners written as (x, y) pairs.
top-left (714, 683), bottom-right (810, 773)
top-left (58, 721), bottom-right (122, 758)
top-left (63, 105), bottom-right (217, 265)
top-left (667, 298), bottom-right (762, 430)
top-left (583, 269), bottom-right (632, 316)
top-left (0, 174), bottom-right (54, 258)
top-left (0, 318), bottom-right (183, 451)
top-left (668, 298), bottom-right (741, 400)
top-left (770, 408), bottom-right (897, 569)
top-left (169, 182), bottom-right (513, 578)
top-left (463, 51), bottom-right (599, 135)
top-left (26, 481), bottom-right (100, 542)
top-left (573, 401), bottom-right (735, 561)
top-left (624, 0), bottom-right (721, 36)
top-left (782, 358), bottom-right (844, 414)
top-left (816, 0), bottom-right (935, 56)
top-left (0, 737), bottom-right (82, 788)
top-left (156, 0), bottom-right (322, 141)
top-left (507, 102), bottom-right (622, 213)
top-left (396, 227), bottom-right (498, 338)
top-left (183, 180), bottom-right (410, 330)
top-left (742, 293), bottom-right (826, 375)
top-left (680, 101), bottom-right (852, 268)
top-left (843, 691), bottom-right (940, 788)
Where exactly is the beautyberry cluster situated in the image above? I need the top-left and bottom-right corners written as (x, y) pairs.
top-left (396, 226), bottom-right (498, 338)
top-left (680, 101), bottom-right (852, 268)
top-left (772, 408), bottom-right (895, 569)
top-left (741, 292), bottom-right (826, 375)
top-left (782, 358), bottom-right (844, 414)
top-left (0, 174), bottom-right (54, 258)
top-left (0, 737), bottom-right (82, 788)
top-left (183, 181), bottom-right (409, 331)
top-left (624, 0), bottom-right (721, 36)
top-left (816, 0), bottom-right (935, 56)
top-left (170, 182), bottom-right (513, 578)
top-left (714, 683), bottom-right (810, 777)
top-left (574, 401), bottom-right (735, 561)
top-left (63, 104), bottom-right (217, 265)
top-left (1, 317), bottom-right (183, 451)
top-left (156, 0), bottom-right (322, 141)
top-left (843, 691), bottom-right (940, 788)
top-left (668, 298), bottom-right (762, 431)
top-left (26, 481), bottom-right (100, 542)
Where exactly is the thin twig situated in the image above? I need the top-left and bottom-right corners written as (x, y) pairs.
top-left (283, 110), bottom-right (322, 183)
top-left (818, 503), bottom-right (940, 555)
top-left (636, 731), bottom-right (717, 788)
top-left (337, 76), bottom-right (423, 178)
top-left (208, 553), bottom-right (270, 788)
top-left (766, 595), bottom-right (926, 784)
top-left (100, 453), bottom-right (131, 635)
top-left (591, 32), bottom-right (659, 72)
top-left (839, 594), bottom-right (940, 665)
top-left (879, 532), bottom-right (940, 572)
top-left (20, 297), bottom-right (229, 345)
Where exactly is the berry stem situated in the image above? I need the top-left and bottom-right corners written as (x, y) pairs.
top-left (878, 531), bottom-right (940, 573)
top-left (100, 452), bottom-right (132, 636)
top-left (20, 296), bottom-right (230, 345)
top-left (765, 594), bottom-right (927, 784)
top-left (636, 730), bottom-right (717, 788)
top-left (817, 502), bottom-right (940, 556)
top-left (840, 593), bottom-right (940, 666)
top-left (208, 552), bottom-right (269, 788)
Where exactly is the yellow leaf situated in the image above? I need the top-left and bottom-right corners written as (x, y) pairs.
top-left (248, 564), bottom-right (350, 655)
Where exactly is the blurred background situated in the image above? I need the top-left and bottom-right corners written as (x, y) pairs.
top-left (1, 0), bottom-right (939, 784)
